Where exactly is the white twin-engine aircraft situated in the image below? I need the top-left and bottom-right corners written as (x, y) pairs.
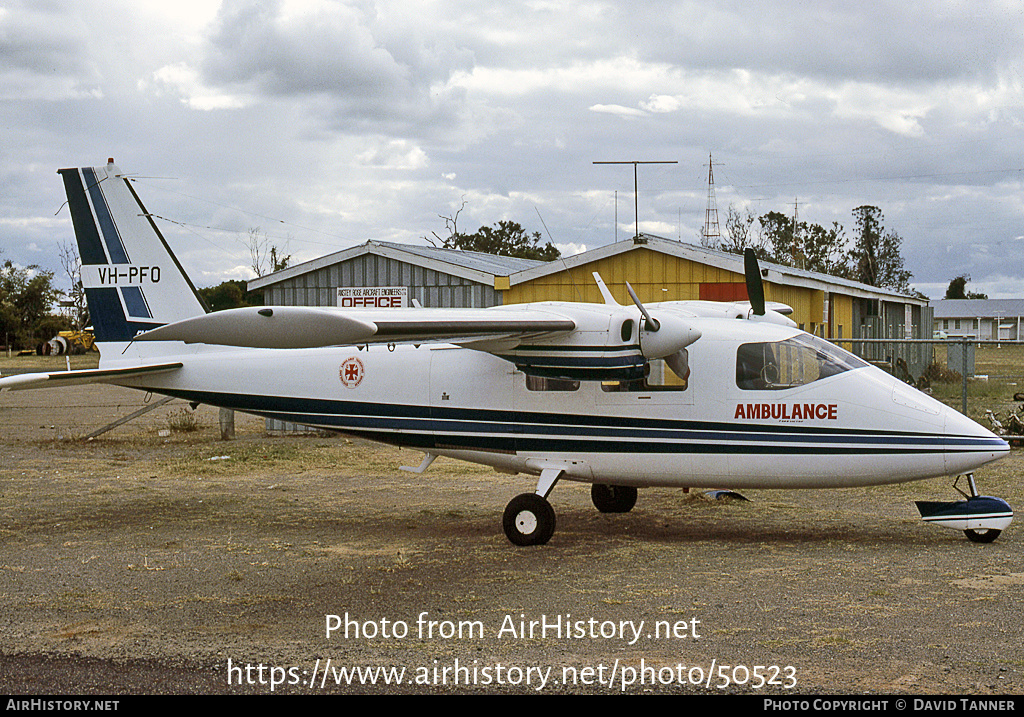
top-left (1, 161), bottom-right (1013, 545)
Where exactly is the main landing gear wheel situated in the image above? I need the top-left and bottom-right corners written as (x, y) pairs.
top-left (503, 493), bottom-right (556, 546)
top-left (964, 529), bottom-right (1001, 544)
top-left (591, 484), bottom-right (638, 513)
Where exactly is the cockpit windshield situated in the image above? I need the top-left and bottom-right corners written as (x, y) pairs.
top-left (736, 334), bottom-right (868, 391)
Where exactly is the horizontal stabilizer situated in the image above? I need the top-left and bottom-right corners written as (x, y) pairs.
top-left (0, 363), bottom-right (183, 392)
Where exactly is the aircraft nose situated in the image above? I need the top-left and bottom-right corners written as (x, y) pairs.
top-left (943, 405), bottom-right (1010, 476)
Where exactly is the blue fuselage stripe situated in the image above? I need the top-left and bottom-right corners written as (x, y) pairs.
top-left (144, 388), bottom-right (1002, 455)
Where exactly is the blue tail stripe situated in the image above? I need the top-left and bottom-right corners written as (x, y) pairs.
top-left (59, 169), bottom-right (107, 265)
top-left (82, 168), bottom-right (130, 264)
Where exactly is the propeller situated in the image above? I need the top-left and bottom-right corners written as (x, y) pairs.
top-left (625, 282), bottom-right (700, 358)
top-left (739, 250), bottom-right (798, 328)
top-left (744, 248), bottom-right (766, 316)
top-left (626, 282), bottom-right (660, 331)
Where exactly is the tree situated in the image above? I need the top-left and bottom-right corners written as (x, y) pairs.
top-left (849, 206), bottom-right (911, 293)
top-left (723, 208), bottom-right (849, 277)
top-left (721, 204), bottom-right (759, 255)
top-left (945, 274), bottom-right (988, 300)
top-left (801, 221), bottom-right (850, 278)
top-left (445, 220), bottom-right (561, 261)
top-left (247, 228), bottom-right (292, 277)
top-left (58, 239), bottom-right (89, 330)
top-left (199, 280), bottom-right (264, 312)
top-left (758, 211), bottom-right (796, 265)
top-left (0, 259), bottom-right (62, 348)
top-left (425, 197), bottom-right (467, 248)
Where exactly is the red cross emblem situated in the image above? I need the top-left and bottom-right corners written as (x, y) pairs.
top-left (339, 357), bottom-right (364, 388)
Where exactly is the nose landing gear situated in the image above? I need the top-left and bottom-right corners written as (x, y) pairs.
top-left (915, 474), bottom-right (1013, 543)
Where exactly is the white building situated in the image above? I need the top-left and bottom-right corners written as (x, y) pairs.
top-left (931, 299), bottom-right (1024, 341)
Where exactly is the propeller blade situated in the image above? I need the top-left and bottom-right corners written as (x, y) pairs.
top-left (625, 282), bottom-right (660, 331)
top-left (744, 248), bottom-right (766, 316)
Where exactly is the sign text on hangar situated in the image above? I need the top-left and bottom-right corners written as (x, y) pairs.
top-left (337, 286), bottom-right (408, 309)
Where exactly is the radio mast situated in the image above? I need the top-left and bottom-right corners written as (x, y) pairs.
top-left (701, 153), bottom-right (722, 247)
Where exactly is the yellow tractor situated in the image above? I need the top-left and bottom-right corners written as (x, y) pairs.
top-left (38, 329), bottom-right (97, 355)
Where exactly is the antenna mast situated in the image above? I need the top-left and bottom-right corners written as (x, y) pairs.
top-left (792, 197), bottom-right (800, 266)
top-left (594, 160), bottom-right (677, 241)
top-left (701, 153), bottom-right (722, 247)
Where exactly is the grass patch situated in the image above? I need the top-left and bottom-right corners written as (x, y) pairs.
top-left (167, 407), bottom-right (201, 433)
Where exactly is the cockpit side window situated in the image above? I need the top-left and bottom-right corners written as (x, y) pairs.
top-left (736, 334), bottom-right (867, 390)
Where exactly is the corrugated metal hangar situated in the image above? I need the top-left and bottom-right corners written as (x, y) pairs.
top-left (250, 234), bottom-right (930, 345)
top-left (248, 240), bottom-right (544, 309)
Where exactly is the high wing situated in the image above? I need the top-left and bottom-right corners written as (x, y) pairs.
top-left (647, 248), bottom-right (795, 324)
top-left (0, 363), bottom-right (183, 392)
top-left (131, 305), bottom-right (577, 349)
top-left (132, 301), bottom-right (703, 382)
top-left (650, 298), bottom-right (796, 323)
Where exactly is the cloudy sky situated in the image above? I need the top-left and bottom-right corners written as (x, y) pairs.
top-left (2, 0), bottom-right (1023, 299)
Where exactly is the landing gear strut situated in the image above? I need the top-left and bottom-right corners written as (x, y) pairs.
top-left (915, 473), bottom-right (1013, 543)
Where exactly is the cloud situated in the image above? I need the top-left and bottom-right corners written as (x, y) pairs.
top-left (3, 0), bottom-right (1024, 296)
top-left (589, 104), bottom-right (647, 118)
top-left (143, 63), bottom-right (254, 110)
top-left (353, 140), bottom-right (428, 169)
top-left (187, 0), bottom-right (472, 131)
top-left (0, 2), bottom-right (102, 100)
top-left (640, 95), bottom-right (682, 114)
top-left (555, 242), bottom-right (587, 257)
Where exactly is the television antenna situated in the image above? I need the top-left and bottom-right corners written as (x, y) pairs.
top-left (594, 160), bottom-right (677, 241)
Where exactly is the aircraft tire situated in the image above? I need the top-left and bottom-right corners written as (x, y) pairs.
top-left (503, 493), bottom-right (556, 546)
top-left (963, 528), bottom-right (1001, 543)
top-left (591, 484), bottom-right (638, 513)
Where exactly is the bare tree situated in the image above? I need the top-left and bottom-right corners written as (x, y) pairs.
top-left (722, 204), bottom-right (758, 255)
top-left (424, 197), bottom-right (467, 248)
top-left (247, 227), bottom-right (292, 277)
top-left (58, 239), bottom-right (88, 330)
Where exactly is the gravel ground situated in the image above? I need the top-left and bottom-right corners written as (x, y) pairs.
top-left (0, 384), bottom-right (1022, 695)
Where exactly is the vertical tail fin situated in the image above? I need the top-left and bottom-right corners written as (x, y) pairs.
top-left (58, 160), bottom-right (207, 344)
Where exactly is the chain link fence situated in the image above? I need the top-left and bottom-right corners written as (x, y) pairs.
top-left (838, 337), bottom-right (1024, 436)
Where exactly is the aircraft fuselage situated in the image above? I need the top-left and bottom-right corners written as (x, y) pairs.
top-left (116, 318), bottom-right (1008, 491)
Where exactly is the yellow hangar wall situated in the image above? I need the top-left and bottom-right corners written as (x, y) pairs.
top-left (502, 248), bottom-right (853, 339)
top-left (505, 250), bottom-right (737, 304)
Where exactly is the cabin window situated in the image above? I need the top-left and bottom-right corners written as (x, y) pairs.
top-left (525, 375), bottom-right (581, 391)
top-left (736, 334), bottom-right (868, 391)
top-left (601, 350), bottom-right (689, 392)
